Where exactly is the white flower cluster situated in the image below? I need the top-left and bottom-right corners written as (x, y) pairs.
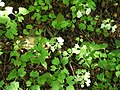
top-left (72, 44), bottom-right (87, 56)
top-left (79, 72), bottom-right (91, 88)
top-left (72, 44), bottom-right (80, 54)
top-left (100, 19), bottom-right (117, 33)
top-left (75, 69), bottom-right (91, 88)
top-left (84, 72), bottom-right (91, 87)
top-left (57, 37), bottom-right (64, 45)
top-left (46, 37), bottom-right (64, 52)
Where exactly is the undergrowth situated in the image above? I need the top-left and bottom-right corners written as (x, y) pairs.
top-left (0, 0), bottom-right (120, 90)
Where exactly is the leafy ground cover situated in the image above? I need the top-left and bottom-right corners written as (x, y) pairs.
top-left (0, 0), bottom-right (120, 90)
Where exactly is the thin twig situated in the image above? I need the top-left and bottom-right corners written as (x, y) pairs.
top-left (69, 62), bottom-right (75, 76)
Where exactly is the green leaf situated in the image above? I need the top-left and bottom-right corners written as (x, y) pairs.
top-left (98, 60), bottom-right (107, 69)
top-left (52, 20), bottom-right (57, 28)
top-left (10, 51), bottom-right (20, 57)
top-left (11, 59), bottom-right (21, 67)
top-left (87, 16), bottom-right (93, 21)
top-left (41, 15), bottom-right (48, 22)
top-left (96, 28), bottom-right (102, 33)
top-left (37, 76), bottom-right (46, 85)
top-left (45, 0), bottom-right (51, 4)
top-left (0, 61), bottom-right (2, 64)
top-left (28, 5), bottom-right (35, 12)
top-left (116, 64), bottom-right (120, 70)
top-left (18, 7), bottom-right (29, 15)
top-left (86, 0), bottom-right (96, 10)
top-left (100, 43), bottom-right (108, 49)
top-left (66, 85), bottom-right (75, 90)
top-left (30, 85), bottom-right (40, 90)
top-left (78, 45), bottom-right (87, 58)
top-left (18, 67), bottom-right (26, 77)
top-left (26, 81), bottom-right (32, 87)
top-left (58, 71), bottom-right (66, 82)
top-left (26, 24), bottom-right (33, 29)
top-left (21, 52), bottom-right (33, 62)
top-left (90, 20), bottom-right (96, 25)
top-left (61, 57), bottom-right (68, 66)
top-left (79, 23), bottom-right (86, 30)
top-left (62, 68), bottom-right (69, 75)
top-left (86, 56), bottom-right (92, 66)
top-left (87, 25), bottom-right (94, 31)
top-left (115, 39), bottom-right (120, 48)
top-left (0, 16), bottom-right (10, 24)
top-left (0, 80), bottom-right (4, 88)
top-left (23, 29), bottom-right (29, 35)
top-left (42, 6), bottom-right (48, 10)
top-left (81, 16), bottom-right (87, 21)
top-left (0, 30), bottom-right (3, 36)
top-left (6, 21), bottom-right (17, 36)
top-left (11, 81), bottom-right (19, 89)
top-left (60, 21), bottom-right (70, 28)
top-left (6, 81), bottom-right (19, 90)
top-left (51, 81), bottom-right (60, 90)
top-left (30, 71), bottom-right (39, 78)
top-left (62, 51), bottom-right (68, 56)
top-left (107, 60), bottom-right (116, 70)
top-left (63, 0), bottom-right (69, 5)
top-left (7, 69), bottom-right (18, 80)
top-left (32, 13), bottom-right (41, 21)
top-left (66, 76), bottom-right (75, 85)
top-left (93, 51), bottom-right (100, 58)
top-left (18, 15), bottom-right (24, 22)
top-left (97, 73), bottom-right (106, 82)
top-left (41, 60), bottom-right (47, 70)
top-left (55, 12), bottom-right (65, 23)
top-left (52, 57), bottom-right (60, 66)
top-left (49, 12), bottom-right (56, 19)
top-left (51, 65), bottom-right (57, 71)
top-left (115, 71), bottom-right (120, 77)
top-left (70, 6), bottom-right (76, 12)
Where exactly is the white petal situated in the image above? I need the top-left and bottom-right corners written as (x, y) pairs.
top-left (75, 44), bottom-right (80, 49)
top-left (5, 7), bottom-right (13, 14)
top-left (0, 2), bottom-right (5, 7)
top-left (77, 10), bottom-right (82, 18)
top-left (57, 37), bottom-right (64, 45)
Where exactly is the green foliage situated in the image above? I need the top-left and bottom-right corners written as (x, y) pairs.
top-left (5, 81), bottom-right (21, 90)
top-left (0, 0), bottom-right (119, 89)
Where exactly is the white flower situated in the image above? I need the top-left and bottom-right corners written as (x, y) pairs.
top-left (72, 48), bottom-right (80, 54)
top-left (0, 11), bottom-right (3, 16)
top-left (81, 84), bottom-right (84, 88)
top-left (105, 23), bottom-right (111, 30)
top-left (82, 45), bottom-right (87, 49)
top-left (86, 8), bottom-right (91, 15)
top-left (101, 23), bottom-right (105, 28)
top-left (75, 44), bottom-right (80, 49)
top-left (57, 37), bottom-right (64, 45)
top-left (85, 79), bottom-right (91, 87)
top-left (51, 46), bottom-right (55, 52)
top-left (5, 7), bottom-right (13, 14)
top-left (112, 25), bottom-right (117, 32)
top-left (0, 1), bottom-right (5, 7)
top-left (77, 10), bottom-right (82, 18)
top-left (84, 72), bottom-right (91, 87)
top-left (84, 72), bottom-right (90, 80)
top-left (46, 42), bottom-right (51, 47)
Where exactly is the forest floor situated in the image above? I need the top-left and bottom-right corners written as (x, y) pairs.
top-left (0, 0), bottom-right (120, 89)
